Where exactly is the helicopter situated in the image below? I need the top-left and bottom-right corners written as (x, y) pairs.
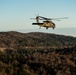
top-left (31, 15), bottom-right (68, 29)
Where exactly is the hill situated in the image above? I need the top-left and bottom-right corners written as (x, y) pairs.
top-left (0, 31), bottom-right (76, 50)
top-left (0, 31), bottom-right (76, 75)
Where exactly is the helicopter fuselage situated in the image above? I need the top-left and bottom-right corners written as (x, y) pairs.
top-left (32, 21), bottom-right (55, 29)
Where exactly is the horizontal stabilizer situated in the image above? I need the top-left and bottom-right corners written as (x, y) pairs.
top-left (32, 23), bottom-right (43, 25)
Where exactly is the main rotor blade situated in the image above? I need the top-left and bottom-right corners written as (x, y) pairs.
top-left (31, 16), bottom-right (69, 21)
top-left (39, 16), bottom-right (68, 19)
top-left (38, 16), bottom-right (51, 20)
top-left (50, 17), bottom-right (69, 20)
top-left (30, 18), bottom-right (44, 20)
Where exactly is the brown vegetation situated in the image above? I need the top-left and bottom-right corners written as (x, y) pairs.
top-left (0, 31), bottom-right (76, 75)
top-left (0, 47), bottom-right (76, 75)
top-left (0, 31), bottom-right (76, 49)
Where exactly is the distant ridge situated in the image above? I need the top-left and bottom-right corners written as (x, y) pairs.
top-left (0, 31), bottom-right (76, 50)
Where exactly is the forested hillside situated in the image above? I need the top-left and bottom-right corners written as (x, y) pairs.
top-left (0, 31), bottom-right (76, 75)
top-left (0, 31), bottom-right (76, 50)
top-left (0, 46), bottom-right (76, 75)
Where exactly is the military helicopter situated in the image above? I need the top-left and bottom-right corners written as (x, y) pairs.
top-left (31, 15), bottom-right (68, 29)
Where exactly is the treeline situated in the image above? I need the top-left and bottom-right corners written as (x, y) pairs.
top-left (0, 47), bottom-right (76, 75)
top-left (0, 31), bottom-right (76, 48)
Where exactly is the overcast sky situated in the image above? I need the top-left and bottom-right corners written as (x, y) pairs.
top-left (0, 0), bottom-right (76, 35)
